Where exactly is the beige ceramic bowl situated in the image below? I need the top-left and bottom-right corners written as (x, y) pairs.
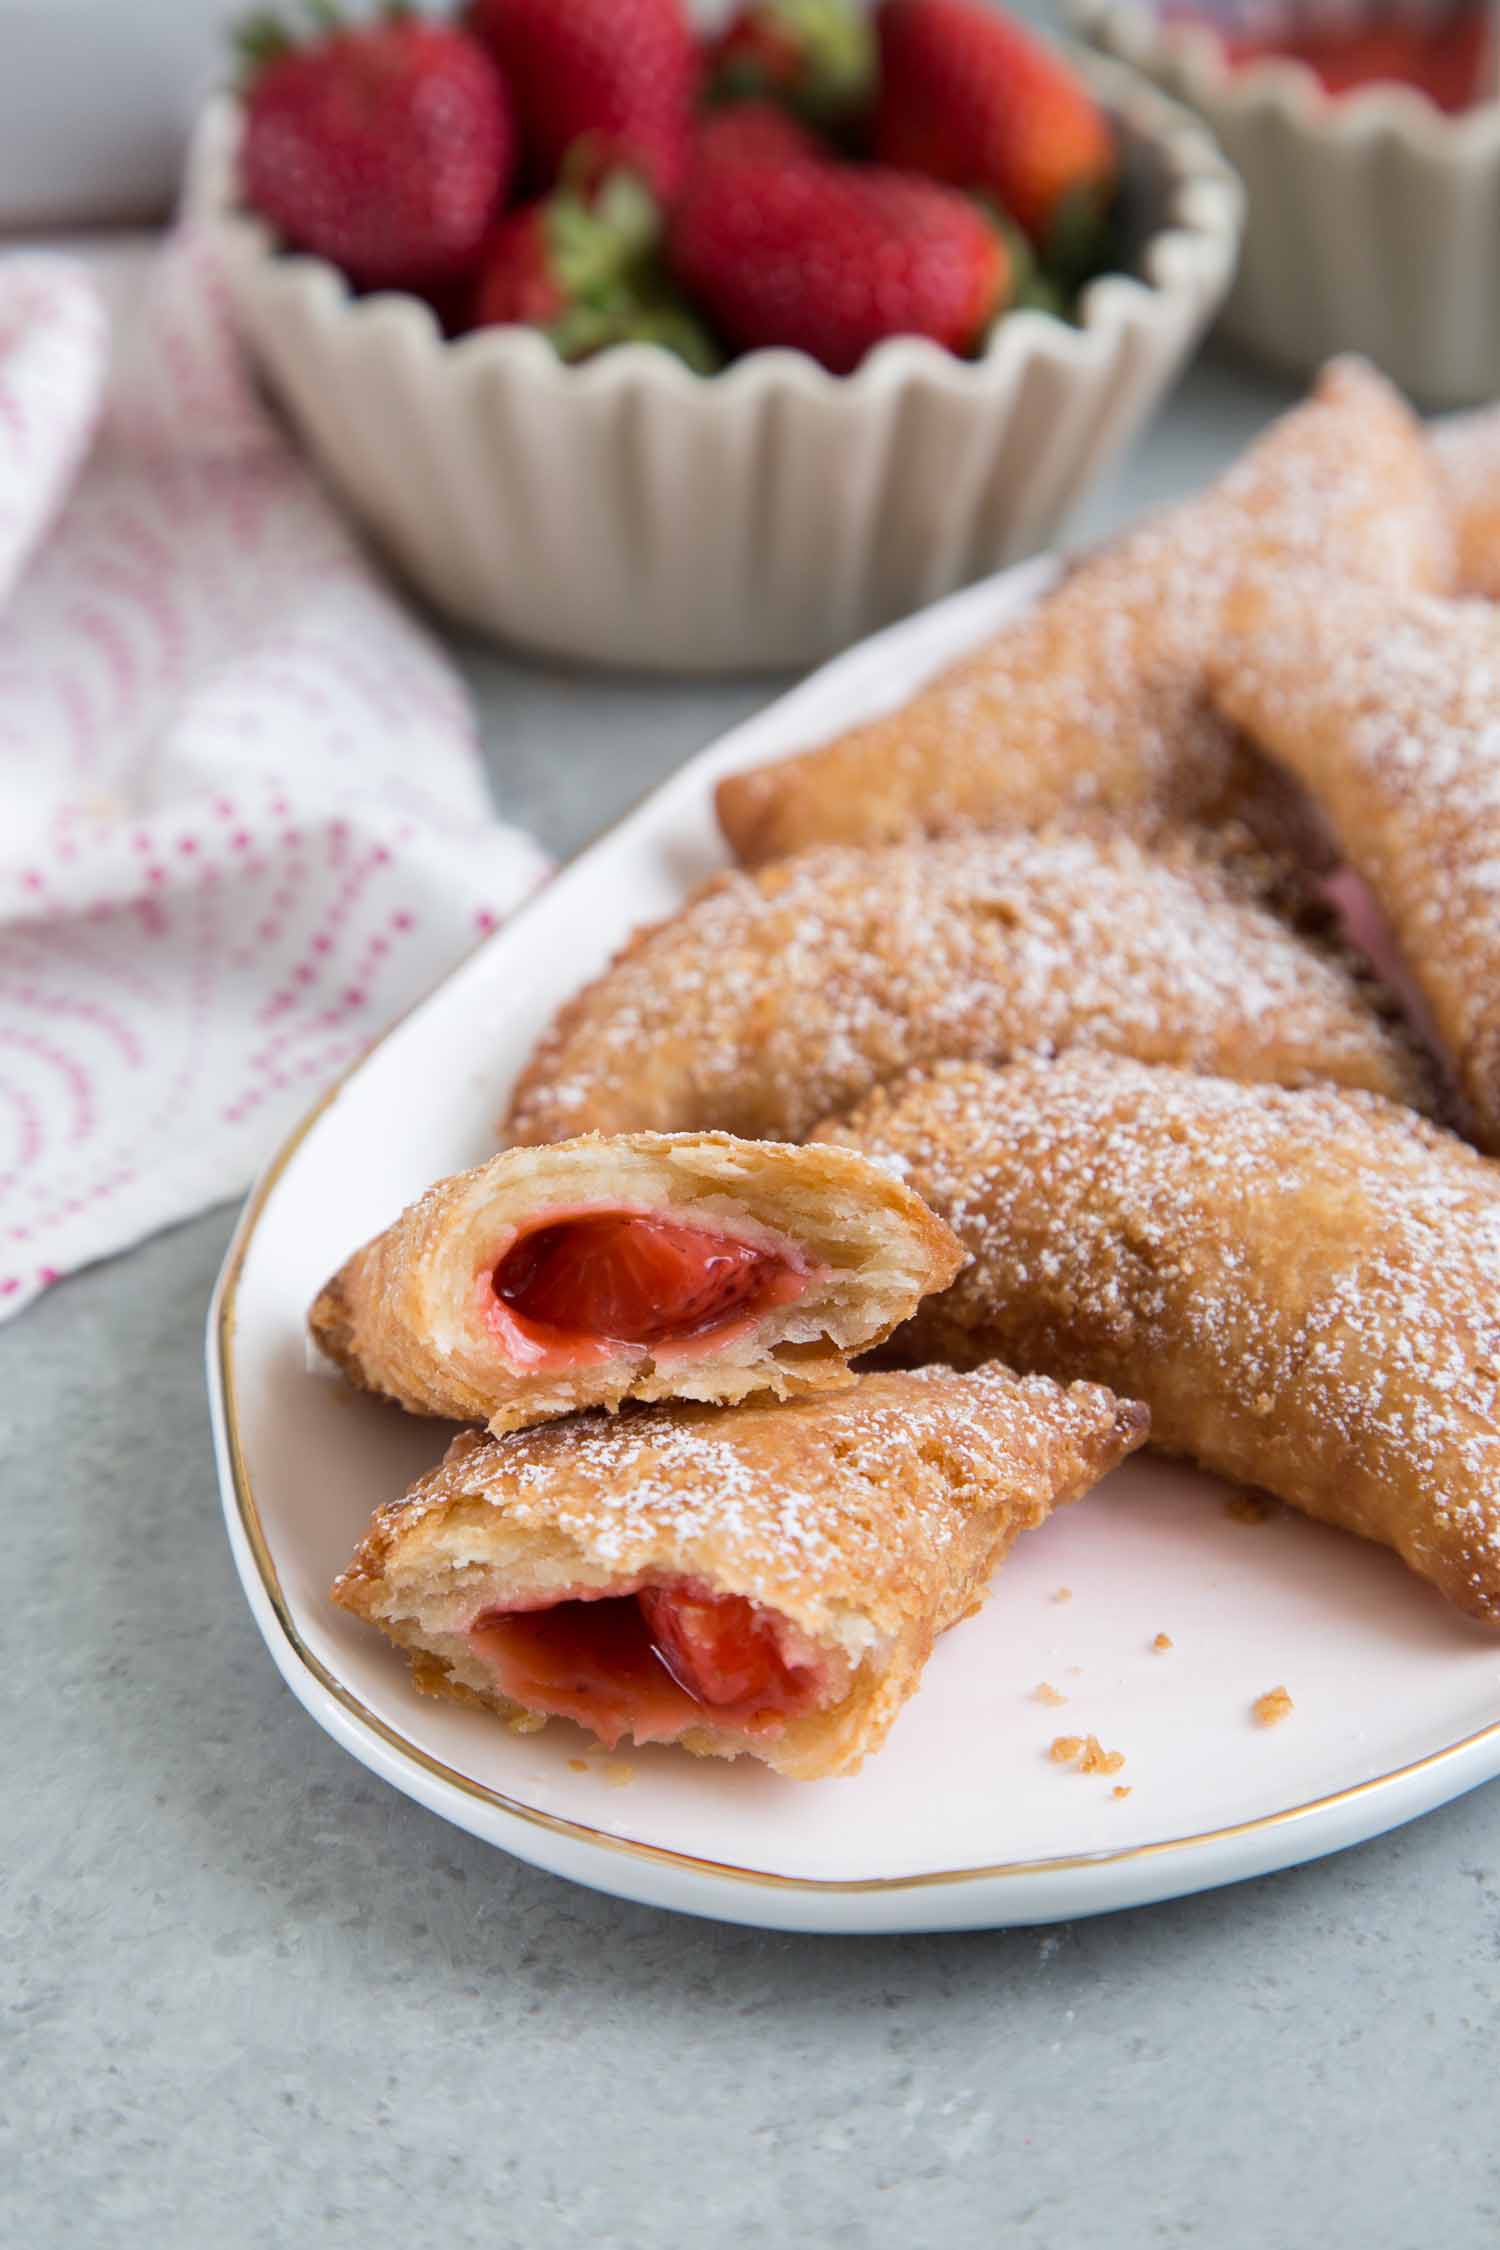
top-left (1072, 0), bottom-right (1500, 407)
top-left (200, 54), bottom-right (1240, 671)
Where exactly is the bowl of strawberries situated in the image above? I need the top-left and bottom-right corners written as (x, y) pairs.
top-left (204, 0), bottom-right (1241, 670)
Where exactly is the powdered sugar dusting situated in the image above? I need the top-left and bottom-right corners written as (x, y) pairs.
top-left (1434, 407), bottom-right (1500, 599)
top-left (1213, 579), bottom-right (1500, 1148)
top-left (355, 1363), bottom-right (1142, 1620)
top-left (830, 1056), bottom-right (1500, 1620)
top-left (719, 359), bottom-right (1449, 863)
top-left (508, 827), bottom-right (1429, 1144)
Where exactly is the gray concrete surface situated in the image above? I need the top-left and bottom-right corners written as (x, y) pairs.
top-left (11, 348), bottom-right (1500, 2249)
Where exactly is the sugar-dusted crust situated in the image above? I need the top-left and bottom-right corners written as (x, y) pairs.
top-left (308, 1132), bottom-right (963, 1434)
top-left (332, 1364), bottom-right (1148, 1778)
top-left (504, 827), bottom-right (1433, 1146)
top-left (1432, 408), bottom-right (1500, 600)
top-left (1211, 577), bottom-right (1500, 1151)
top-left (819, 1055), bottom-right (1500, 1626)
top-left (717, 359), bottom-right (1451, 868)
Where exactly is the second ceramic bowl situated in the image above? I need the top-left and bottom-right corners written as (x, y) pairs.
top-left (202, 53), bottom-right (1240, 672)
top-left (1072, 0), bottom-right (1500, 408)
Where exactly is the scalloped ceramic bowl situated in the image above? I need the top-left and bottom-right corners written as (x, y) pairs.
top-left (197, 57), bottom-right (1240, 672)
top-left (1072, 0), bottom-right (1500, 407)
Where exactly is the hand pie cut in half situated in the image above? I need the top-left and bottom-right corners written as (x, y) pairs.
top-left (819, 1054), bottom-right (1500, 1625)
top-left (716, 358), bottom-right (1451, 869)
top-left (1212, 575), bottom-right (1500, 1152)
top-left (331, 1365), bottom-right (1148, 1777)
top-left (504, 828), bottom-right (1432, 1146)
top-left (309, 1133), bottom-right (964, 1434)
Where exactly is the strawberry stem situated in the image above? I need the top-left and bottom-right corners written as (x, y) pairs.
top-left (233, 10), bottom-right (294, 74)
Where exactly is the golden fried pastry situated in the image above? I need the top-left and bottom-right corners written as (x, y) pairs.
top-left (717, 359), bottom-right (1450, 867)
top-left (331, 1364), bottom-right (1148, 1777)
top-left (504, 829), bottom-right (1432, 1146)
top-left (1432, 408), bottom-right (1500, 599)
top-left (1212, 576), bottom-right (1500, 1150)
top-left (309, 1132), bottom-right (962, 1434)
top-left (820, 1055), bottom-right (1500, 1625)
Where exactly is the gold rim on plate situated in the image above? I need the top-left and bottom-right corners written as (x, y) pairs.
top-left (212, 800), bottom-right (1500, 1905)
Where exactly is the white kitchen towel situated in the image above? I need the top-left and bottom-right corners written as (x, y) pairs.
top-left (0, 228), bottom-right (549, 1321)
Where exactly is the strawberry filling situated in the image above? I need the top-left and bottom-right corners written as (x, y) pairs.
top-left (468, 1580), bottom-right (825, 1749)
top-left (483, 1207), bottom-right (809, 1372)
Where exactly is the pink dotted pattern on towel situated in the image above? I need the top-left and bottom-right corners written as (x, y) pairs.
top-left (0, 234), bottom-right (548, 1321)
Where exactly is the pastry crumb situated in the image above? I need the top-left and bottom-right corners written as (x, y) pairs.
top-left (1112, 1785), bottom-right (1132, 1800)
top-left (1066, 1665), bottom-right (1083, 1678)
top-left (604, 1762), bottom-right (636, 1788)
top-left (507, 1711), bottom-right (547, 1736)
top-left (1033, 1681), bottom-right (1067, 1706)
top-left (1252, 1685), bottom-right (1294, 1727)
top-left (567, 1758), bottom-right (589, 1773)
top-left (1052, 1586), bottom-right (1073, 1604)
top-left (1152, 1631), bottom-right (1173, 1652)
top-left (1050, 1733), bottom-right (1125, 1776)
top-left (1226, 1494), bottom-right (1276, 1526)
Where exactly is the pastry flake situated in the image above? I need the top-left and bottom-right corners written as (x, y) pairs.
top-left (331, 1364), bottom-right (1149, 1778)
top-left (309, 1131), bottom-right (963, 1434)
top-left (716, 358), bottom-right (1450, 868)
top-left (503, 828), bottom-right (1432, 1145)
top-left (819, 1054), bottom-right (1500, 1625)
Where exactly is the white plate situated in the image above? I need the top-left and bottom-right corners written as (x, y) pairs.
top-left (207, 557), bottom-right (1500, 1933)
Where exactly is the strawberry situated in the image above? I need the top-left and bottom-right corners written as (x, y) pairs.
top-left (668, 141), bottom-right (1011, 374)
top-left (689, 100), bottom-right (826, 175)
top-left (707, 0), bottom-right (877, 134)
top-left (874, 0), bottom-right (1116, 249)
top-left (493, 1215), bottom-right (771, 1340)
top-left (238, 10), bottom-right (514, 290)
top-left (474, 167), bottom-right (721, 369)
top-left (1226, 17), bottom-right (1485, 111)
top-left (465, 0), bottom-right (698, 198)
top-left (638, 1587), bottom-right (812, 1709)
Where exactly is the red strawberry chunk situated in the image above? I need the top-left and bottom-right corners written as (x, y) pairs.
top-left (874, 0), bottom-right (1116, 244)
top-left (474, 205), bottom-right (566, 326)
top-left (669, 149), bottom-right (1010, 372)
top-left (466, 0), bottom-right (699, 196)
top-left (468, 1582), bottom-right (825, 1747)
top-left (241, 20), bottom-right (515, 290)
top-left (690, 101), bottom-right (825, 176)
top-left (639, 1586), bottom-right (818, 1710)
top-left (492, 1212), bottom-right (790, 1345)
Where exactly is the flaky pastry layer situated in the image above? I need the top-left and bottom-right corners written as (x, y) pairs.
top-left (504, 828), bottom-right (1432, 1145)
top-left (309, 1132), bottom-right (963, 1434)
top-left (820, 1055), bottom-right (1500, 1626)
top-left (716, 359), bottom-right (1451, 868)
top-left (332, 1365), bottom-right (1148, 1777)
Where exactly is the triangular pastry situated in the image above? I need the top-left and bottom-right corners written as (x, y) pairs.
top-left (1212, 577), bottom-right (1500, 1150)
top-left (820, 1054), bottom-right (1500, 1625)
top-left (505, 828), bottom-right (1432, 1146)
top-left (310, 1132), bottom-right (963, 1433)
top-left (332, 1365), bottom-right (1148, 1777)
top-left (716, 359), bottom-right (1451, 868)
